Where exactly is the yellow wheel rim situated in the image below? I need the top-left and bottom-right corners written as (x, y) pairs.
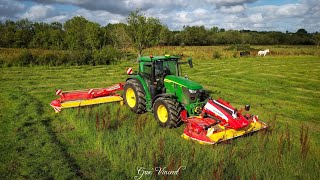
top-left (126, 88), bottom-right (136, 108)
top-left (157, 105), bottom-right (168, 123)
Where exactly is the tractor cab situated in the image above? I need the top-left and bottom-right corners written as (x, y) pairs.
top-left (138, 55), bottom-right (182, 94)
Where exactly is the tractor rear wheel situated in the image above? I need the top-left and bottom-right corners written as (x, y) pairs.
top-left (124, 79), bottom-right (146, 114)
top-left (153, 97), bottom-right (182, 128)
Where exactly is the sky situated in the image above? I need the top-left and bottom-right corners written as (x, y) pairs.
top-left (0, 0), bottom-right (319, 33)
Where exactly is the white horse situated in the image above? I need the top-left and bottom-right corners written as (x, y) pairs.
top-left (258, 49), bottom-right (270, 56)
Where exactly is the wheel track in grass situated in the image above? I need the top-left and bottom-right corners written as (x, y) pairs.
top-left (0, 87), bottom-right (86, 179)
top-left (23, 89), bottom-right (87, 179)
top-left (41, 118), bottom-right (86, 179)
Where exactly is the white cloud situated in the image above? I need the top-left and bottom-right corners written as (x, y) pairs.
top-left (21, 4), bottom-right (55, 21)
top-left (248, 13), bottom-right (263, 24)
top-left (45, 15), bottom-right (69, 23)
top-left (173, 11), bottom-right (193, 24)
top-left (220, 5), bottom-right (246, 13)
top-left (72, 9), bottom-right (126, 25)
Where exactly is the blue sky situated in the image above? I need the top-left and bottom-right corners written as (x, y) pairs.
top-left (0, 0), bottom-right (319, 32)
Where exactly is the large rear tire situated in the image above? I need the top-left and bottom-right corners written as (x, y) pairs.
top-left (124, 79), bottom-right (146, 114)
top-left (153, 97), bottom-right (182, 128)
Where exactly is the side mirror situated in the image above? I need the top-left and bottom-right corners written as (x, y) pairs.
top-left (187, 58), bottom-right (193, 68)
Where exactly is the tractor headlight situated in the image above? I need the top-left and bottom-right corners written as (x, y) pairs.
top-left (188, 89), bottom-right (197, 94)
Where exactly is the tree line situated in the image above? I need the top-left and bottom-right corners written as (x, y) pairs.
top-left (0, 11), bottom-right (319, 66)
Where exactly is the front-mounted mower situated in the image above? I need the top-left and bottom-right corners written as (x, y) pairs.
top-left (50, 54), bottom-right (267, 145)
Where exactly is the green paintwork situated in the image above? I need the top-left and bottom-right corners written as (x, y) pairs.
top-left (164, 75), bottom-right (205, 115)
top-left (164, 75), bottom-right (203, 90)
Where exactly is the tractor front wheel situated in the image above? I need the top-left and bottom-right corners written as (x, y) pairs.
top-left (153, 97), bottom-right (182, 128)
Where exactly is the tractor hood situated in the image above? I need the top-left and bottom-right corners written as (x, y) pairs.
top-left (164, 75), bottom-right (203, 90)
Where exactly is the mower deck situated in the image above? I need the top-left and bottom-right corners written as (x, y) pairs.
top-left (181, 99), bottom-right (268, 145)
top-left (50, 83), bottom-right (124, 113)
top-left (182, 117), bottom-right (267, 145)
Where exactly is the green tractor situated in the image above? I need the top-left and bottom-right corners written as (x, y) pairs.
top-left (124, 54), bottom-right (209, 128)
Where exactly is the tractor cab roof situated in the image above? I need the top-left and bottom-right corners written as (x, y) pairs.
top-left (139, 55), bottom-right (180, 62)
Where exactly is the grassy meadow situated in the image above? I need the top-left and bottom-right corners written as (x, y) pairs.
top-left (0, 46), bottom-right (319, 179)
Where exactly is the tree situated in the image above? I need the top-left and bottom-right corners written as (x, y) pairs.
top-left (84, 21), bottom-right (102, 50)
top-left (296, 28), bottom-right (308, 34)
top-left (64, 16), bottom-right (89, 50)
top-left (241, 33), bottom-right (252, 44)
top-left (209, 26), bottom-right (219, 33)
top-left (180, 26), bottom-right (208, 45)
top-left (159, 26), bottom-right (173, 46)
top-left (109, 23), bottom-right (132, 59)
top-left (127, 10), bottom-right (162, 57)
top-left (172, 31), bottom-right (183, 46)
top-left (314, 33), bottom-right (320, 47)
top-left (14, 19), bottom-right (34, 48)
top-left (30, 22), bottom-right (51, 49)
top-left (49, 22), bottom-right (64, 50)
top-left (224, 30), bottom-right (241, 44)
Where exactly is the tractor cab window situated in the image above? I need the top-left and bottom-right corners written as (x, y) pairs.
top-left (140, 63), bottom-right (152, 83)
top-left (155, 60), bottom-right (178, 78)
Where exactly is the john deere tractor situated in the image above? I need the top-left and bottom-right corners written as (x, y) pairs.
top-left (124, 55), bottom-right (209, 128)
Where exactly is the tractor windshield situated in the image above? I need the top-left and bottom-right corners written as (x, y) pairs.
top-left (155, 60), bottom-right (178, 78)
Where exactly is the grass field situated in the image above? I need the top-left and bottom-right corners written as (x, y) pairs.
top-left (0, 46), bottom-right (319, 179)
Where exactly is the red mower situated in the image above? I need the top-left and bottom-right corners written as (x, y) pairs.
top-left (50, 83), bottom-right (124, 113)
top-left (182, 99), bottom-right (267, 144)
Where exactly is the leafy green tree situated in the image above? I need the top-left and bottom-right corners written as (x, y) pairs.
top-left (101, 24), bottom-right (114, 47)
top-left (1, 21), bottom-right (17, 47)
top-left (14, 19), bottom-right (34, 48)
top-left (109, 23), bottom-right (132, 59)
top-left (171, 31), bottom-right (183, 46)
top-left (159, 26), bottom-right (173, 46)
top-left (64, 16), bottom-right (89, 50)
top-left (181, 26), bottom-right (208, 45)
top-left (127, 10), bottom-right (162, 56)
top-left (296, 28), bottom-right (308, 34)
top-left (30, 22), bottom-right (65, 49)
top-left (209, 26), bottom-right (219, 33)
top-left (49, 22), bottom-right (64, 50)
top-left (85, 21), bottom-right (102, 50)
top-left (225, 30), bottom-right (241, 44)
top-left (240, 33), bottom-right (252, 44)
top-left (30, 22), bottom-right (51, 49)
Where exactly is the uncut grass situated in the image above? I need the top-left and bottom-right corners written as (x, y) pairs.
top-left (1, 47), bottom-right (319, 179)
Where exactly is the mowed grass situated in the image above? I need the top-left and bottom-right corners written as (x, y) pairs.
top-left (0, 46), bottom-right (319, 179)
